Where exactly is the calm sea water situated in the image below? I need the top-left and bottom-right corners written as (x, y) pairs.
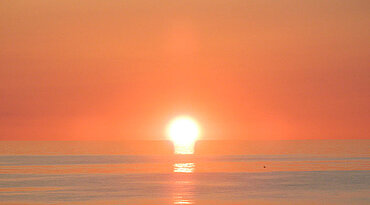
top-left (0, 140), bottom-right (369, 204)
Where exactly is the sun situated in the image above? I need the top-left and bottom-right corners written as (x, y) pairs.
top-left (167, 116), bottom-right (200, 154)
top-left (167, 116), bottom-right (200, 144)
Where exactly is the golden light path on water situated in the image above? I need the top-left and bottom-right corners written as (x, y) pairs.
top-left (173, 143), bottom-right (195, 154)
top-left (173, 162), bottom-right (195, 205)
top-left (172, 144), bottom-right (195, 204)
top-left (174, 163), bottom-right (195, 173)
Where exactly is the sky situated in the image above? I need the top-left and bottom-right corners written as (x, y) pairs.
top-left (0, 0), bottom-right (369, 140)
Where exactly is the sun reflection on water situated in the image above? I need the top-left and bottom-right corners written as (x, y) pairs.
top-left (174, 163), bottom-right (195, 173)
top-left (174, 143), bottom-right (195, 154)
top-left (173, 196), bottom-right (193, 205)
top-left (172, 162), bottom-right (195, 205)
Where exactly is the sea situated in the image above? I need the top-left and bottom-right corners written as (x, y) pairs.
top-left (0, 140), bottom-right (369, 204)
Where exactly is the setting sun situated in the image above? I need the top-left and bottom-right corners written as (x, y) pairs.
top-left (167, 116), bottom-right (200, 144)
top-left (167, 116), bottom-right (200, 154)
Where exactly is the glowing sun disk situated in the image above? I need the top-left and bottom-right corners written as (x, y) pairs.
top-left (167, 116), bottom-right (200, 145)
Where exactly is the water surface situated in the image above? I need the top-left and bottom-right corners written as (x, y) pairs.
top-left (0, 140), bottom-right (369, 204)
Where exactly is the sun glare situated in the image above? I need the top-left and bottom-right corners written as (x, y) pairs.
top-left (167, 116), bottom-right (200, 154)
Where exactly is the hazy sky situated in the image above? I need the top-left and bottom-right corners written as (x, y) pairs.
top-left (0, 0), bottom-right (369, 140)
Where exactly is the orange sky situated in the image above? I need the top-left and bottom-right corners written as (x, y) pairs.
top-left (0, 0), bottom-right (369, 140)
